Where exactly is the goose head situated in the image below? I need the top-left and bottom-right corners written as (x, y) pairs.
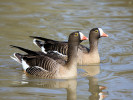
top-left (68, 31), bottom-right (88, 45)
top-left (89, 28), bottom-right (108, 40)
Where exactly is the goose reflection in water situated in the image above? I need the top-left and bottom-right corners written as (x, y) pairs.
top-left (78, 64), bottom-right (108, 100)
top-left (12, 76), bottom-right (77, 100)
top-left (12, 65), bottom-right (107, 100)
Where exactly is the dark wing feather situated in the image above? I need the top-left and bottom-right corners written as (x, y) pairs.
top-left (32, 39), bottom-right (68, 55)
top-left (23, 56), bottom-right (58, 72)
top-left (26, 66), bottom-right (56, 78)
top-left (79, 45), bottom-right (90, 53)
top-left (10, 45), bottom-right (66, 65)
top-left (10, 45), bottom-right (40, 55)
top-left (44, 42), bottom-right (68, 55)
top-left (31, 36), bottom-right (90, 55)
top-left (30, 36), bottom-right (68, 55)
top-left (30, 36), bottom-right (59, 44)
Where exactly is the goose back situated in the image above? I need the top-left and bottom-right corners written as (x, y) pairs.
top-left (10, 45), bottom-right (66, 65)
top-left (31, 37), bottom-right (68, 55)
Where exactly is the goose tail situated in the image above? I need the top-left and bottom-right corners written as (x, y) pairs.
top-left (33, 39), bottom-right (47, 54)
top-left (10, 53), bottom-right (23, 64)
top-left (33, 39), bottom-right (43, 48)
top-left (30, 36), bottom-right (56, 42)
top-left (10, 45), bottom-right (38, 55)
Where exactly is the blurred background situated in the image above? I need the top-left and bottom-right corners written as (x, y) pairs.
top-left (0, 0), bottom-right (133, 100)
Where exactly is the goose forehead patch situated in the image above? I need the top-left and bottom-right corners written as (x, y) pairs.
top-left (79, 32), bottom-right (84, 39)
top-left (98, 28), bottom-right (104, 36)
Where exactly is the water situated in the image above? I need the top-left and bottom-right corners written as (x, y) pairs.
top-left (0, 0), bottom-right (133, 99)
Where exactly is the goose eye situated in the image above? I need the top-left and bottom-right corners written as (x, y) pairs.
top-left (74, 33), bottom-right (78, 37)
top-left (95, 30), bottom-right (98, 33)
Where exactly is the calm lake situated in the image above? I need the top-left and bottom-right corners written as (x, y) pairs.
top-left (0, 0), bottom-right (133, 100)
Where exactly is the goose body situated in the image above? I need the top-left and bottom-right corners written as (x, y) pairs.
top-left (31, 28), bottom-right (108, 65)
top-left (11, 31), bottom-right (88, 79)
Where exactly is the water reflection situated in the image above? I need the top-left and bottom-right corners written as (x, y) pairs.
top-left (78, 65), bottom-right (108, 100)
top-left (78, 65), bottom-right (100, 77)
top-left (12, 75), bottom-right (77, 100)
top-left (88, 76), bottom-right (107, 100)
top-left (1, 0), bottom-right (133, 99)
top-left (11, 65), bottom-right (108, 100)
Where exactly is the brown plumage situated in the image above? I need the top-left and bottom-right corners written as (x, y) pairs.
top-left (10, 45), bottom-right (66, 65)
top-left (10, 31), bottom-right (88, 79)
top-left (30, 28), bottom-right (108, 65)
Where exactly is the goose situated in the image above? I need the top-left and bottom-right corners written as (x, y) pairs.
top-left (10, 31), bottom-right (88, 79)
top-left (30, 28), bottom-right (108, 65)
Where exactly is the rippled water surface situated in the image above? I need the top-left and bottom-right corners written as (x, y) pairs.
top-left (0, 0), bottom-right (133, 100)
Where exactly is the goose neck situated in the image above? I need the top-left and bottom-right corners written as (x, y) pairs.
top-left (66, 44), bottom-right (78, 67)
top-left (89, 39), bottom-right (99, 53)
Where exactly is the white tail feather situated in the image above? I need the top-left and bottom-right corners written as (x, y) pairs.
top-left (33, 39), bottom-right (47, 54)
top-left (10, 53), bottom-right (21, 64)
top-left (41, 46), bottom-right (47, 54)
top-left (33, 39), bottom-right (38, 46)
top-left (10, 56), bottom-right (21, 64)
top-left (22, 59), bottom-right (29, 71)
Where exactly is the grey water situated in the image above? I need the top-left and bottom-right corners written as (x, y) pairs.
top-left (0, 0), bottom-right (133, 100)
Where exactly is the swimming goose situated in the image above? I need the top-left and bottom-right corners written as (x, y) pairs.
top-left (10, 31), bottom-right (88, 79)
top-left (30, 28), bottom-right (108, 65)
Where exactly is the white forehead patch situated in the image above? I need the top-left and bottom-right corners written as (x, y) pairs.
top-left (98, 28), bottom-right (104, 36)
top-left (79, 32), bottom-right (84, 40)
